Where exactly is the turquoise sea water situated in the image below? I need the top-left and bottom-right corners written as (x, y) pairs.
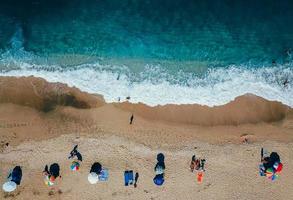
top-left (0, 0), bottom-right (292, 106)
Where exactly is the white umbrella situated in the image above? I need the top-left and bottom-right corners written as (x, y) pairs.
top-left (88, 172), bottom-right (99, 184)
top-left (2, 181), bottom-right (17, 192)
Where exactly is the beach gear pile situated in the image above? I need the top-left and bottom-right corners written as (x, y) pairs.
top-left (2, 166), bottom-right (22, 192)
top-left (124, 170), bottom-right (139, 188)
top-left (190, 155), bottom-right (206, 183)
top-left (259, 149), bottom-right (283, 181)
top-left (153, 153), bottom-right (165, 186)
top-left (68, 145), bottom-right (82, 171)
top-left (87, 162), bottom-right (109, 184)
top-left (43, 163), bottom-right (61, 186)
top-left (2, 147), bottom-right (285, 194)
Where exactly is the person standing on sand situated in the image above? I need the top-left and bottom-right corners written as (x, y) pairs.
top-left (190, 155), bottom-right (200, 172)
top-left (130, 114), bottom-right (134, 125)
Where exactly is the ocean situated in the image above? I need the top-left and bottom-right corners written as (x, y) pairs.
top-left (0, 0), bottom-right (292, 106)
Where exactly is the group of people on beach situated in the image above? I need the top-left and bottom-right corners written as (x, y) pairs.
top-left (1, 146), bottom-right (283, 193)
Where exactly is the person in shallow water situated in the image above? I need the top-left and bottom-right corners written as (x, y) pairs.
top-left (153, 153), bottom-right (165, 186)
top-left (2, 166), bottom-right (22, 192)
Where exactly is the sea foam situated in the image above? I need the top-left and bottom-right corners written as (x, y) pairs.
top-left (0, 60), bottom-right (292, 107)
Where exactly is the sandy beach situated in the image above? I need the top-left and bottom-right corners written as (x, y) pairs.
top-left (1, 76), bottom-right (293, 200)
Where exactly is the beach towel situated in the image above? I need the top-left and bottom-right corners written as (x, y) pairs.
top-left (98, 169), bottom-right (109, 181)
top-left (70, 161), bottom-right (80, 171)
top-left (124, 171), bottom-right (134, 186)
top-left (197, 171), bottom-right (204, 183)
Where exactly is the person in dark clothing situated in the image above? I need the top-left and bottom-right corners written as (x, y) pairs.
top-left (200, 159), bottom-right (206, 171)
top-left (263, 152), bottom-right (280, 170)
top-left (68, 145), bottom-right (82, 162)
top-left (90, 162), bottom-right (102, 175)
top-left (134, 172), bottom-right (139, 188)
top-left (44, 163), bottom-right (61, 178)
top-left (8, 166), bottom-right (22, 185)
top-left (130, 114), bottom-right (134, 125)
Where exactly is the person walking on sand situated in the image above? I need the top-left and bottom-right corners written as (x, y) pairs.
top-left (130, 114), bottom-right (134, 125)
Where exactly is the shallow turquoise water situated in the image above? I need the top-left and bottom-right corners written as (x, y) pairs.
top-left (0, 0), bottom-right (292, 106)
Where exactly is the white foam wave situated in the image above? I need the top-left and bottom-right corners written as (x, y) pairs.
top-left (0, 61), bottom-right (292, 107)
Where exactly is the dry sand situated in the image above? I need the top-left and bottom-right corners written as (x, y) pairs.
top-left (1, 76), bottom-right (293, 200)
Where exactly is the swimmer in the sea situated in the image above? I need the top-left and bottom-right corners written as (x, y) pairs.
top-left (283, 78), bottom-right (289, 88)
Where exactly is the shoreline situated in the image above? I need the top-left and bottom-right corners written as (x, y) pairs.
top-left (0, 75), bottom-right (292, 147)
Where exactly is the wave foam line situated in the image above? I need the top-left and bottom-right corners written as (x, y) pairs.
top-left (0, 62), bottom-right (292, 107)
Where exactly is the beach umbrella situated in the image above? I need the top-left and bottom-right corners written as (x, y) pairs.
top-left (2, 181), bottom-right (17, 192)
top-left (70, 161), bottom-right (80, 171)
top-left (88, 172), bottom-right (99, 184)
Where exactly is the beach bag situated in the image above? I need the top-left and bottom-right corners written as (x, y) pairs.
top-left (153, 174), bottom-right (164, 186)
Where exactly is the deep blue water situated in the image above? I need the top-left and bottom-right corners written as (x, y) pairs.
top-left (0, 0), bottom-right (292, 106)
